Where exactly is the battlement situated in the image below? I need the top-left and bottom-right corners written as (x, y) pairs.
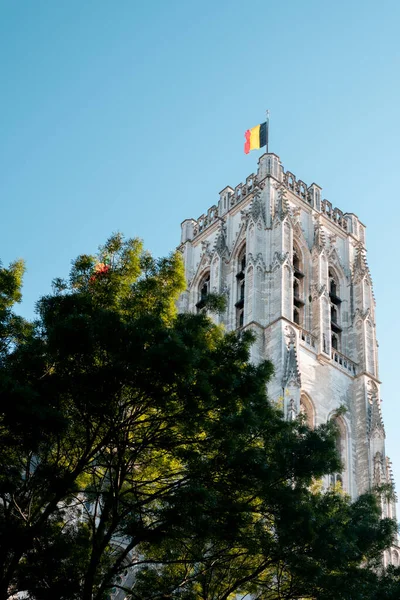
top-left (181, 154), bottom-right (365, 243)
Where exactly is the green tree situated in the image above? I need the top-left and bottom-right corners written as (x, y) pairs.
top-left (0, 257), bottom-right (30, 359)
top-left (0, 235), bottom-right (397, 600)
top-left (128, 438), bottom-right (398, 600)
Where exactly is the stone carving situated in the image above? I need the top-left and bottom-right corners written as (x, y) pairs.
top-left (311, 283), bottom-right (328, 301)
top-left (249, 187), bottom-right (267, 226)
top-left (327, 247), bottom-right (348, 281)
top-left (354, 307), bottom-right (373, 324)
top-left (374, 452), bottom-right (384, 484)
top-left (274, 186), bottom-right (290, 222)
top-left (352, 243), bottom-right (370, 284)
top-left (285, 325), bottom-right (297, 344)
top-left (368, 383), bottom-right (385, 439)
top-left (287, 398), bottom-right (297, 421)
top-left (247, 252), bottom-right (266, 272)
top-left (291, 206), bottom-right (301, 219)
top-left (312, 219), bottom-right (326, 254)
top-left (270, 251), bottom-right (290, 273)
top-left (282, 327), bottom-right (301, 388)
top-left (201, 240), bottom-right (211, 256)
top-left (214, 219), bottom-right (228, 257)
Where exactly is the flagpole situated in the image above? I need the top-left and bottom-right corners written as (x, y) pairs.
top-left (266, 109), bottom-right (270, 153)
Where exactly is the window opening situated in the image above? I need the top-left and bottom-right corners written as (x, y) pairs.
top-left (329, 268), bottom-right (342, 350)
top-left (235, 246), bottom-right (246, 325)
top-left (329, 268), bottom-right (341, 304)
top-left (196, 273), bottom-right (210, 312)
top-left (300, 395), bottom-right (314, 429)
top-left (292, 244), bottom-right (304, 326)
top-left (293, 279), bottom-right (300, 299)
top-left (332, 333), bottom-right (338, 350)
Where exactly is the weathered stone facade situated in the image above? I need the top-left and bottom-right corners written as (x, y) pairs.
top-left (178, 152), bottom-right (399, 565)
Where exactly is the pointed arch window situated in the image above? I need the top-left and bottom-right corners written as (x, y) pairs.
top-left (293, 243), bottom-right (304, 326)
top-left (293, 246), bottom-right (304, 277)
top-left (236, 245), bottom-right (246, 327)
top-left (329, 268), bottom-right (342, 304)
top-left (329, 268), bottom-right (342, 351)
top-left (196, 272), bottom-right (210, 313)
top-left (300, 394), bottom-right (315, 428)
top-left (238, 245), bottom-right (246, 275)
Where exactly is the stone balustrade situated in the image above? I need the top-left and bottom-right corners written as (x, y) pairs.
top-left (299, 328), bottom-right (317, 352)
top-left (331, 348), bottom-right (357, 375)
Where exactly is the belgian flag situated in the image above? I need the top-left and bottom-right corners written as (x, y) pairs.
top-left (244, 121), bottom-right (267, 154)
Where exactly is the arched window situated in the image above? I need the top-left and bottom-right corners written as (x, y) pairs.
top-left (236, 245), bottom-right (246, 327)
top-left (330, 277), bottom-right (337, 296)
top-left (300, 394), bottom-right (315, 428)
top-left (238, 245), bottom-right (246, 273)
top-left (293, 242), bottom-right (304, 326)
top-left (331, 332), bottom-right (339, 350)
top-left (293, 248), bottom-right (301, 273)
top-left (196, 272), bottom-right (210, 313)
top-left (329, 268), bottom-right (341, 300)
top-left (329, 268), bottom-right (342, 352)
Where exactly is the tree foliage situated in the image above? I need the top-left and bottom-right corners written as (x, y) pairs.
top-left (0, 234), bottom-right (398, 600)
top-left (0, 258), bottom-right (30, 360)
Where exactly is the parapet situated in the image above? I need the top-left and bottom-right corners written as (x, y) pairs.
top-left (181, 154), bottom-right (365, 242)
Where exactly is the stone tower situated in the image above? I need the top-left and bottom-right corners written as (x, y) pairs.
top-left (178, 152), bottom-right (398, 564)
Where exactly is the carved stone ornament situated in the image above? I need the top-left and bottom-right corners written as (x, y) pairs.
top-left (291, 206), bottom-right (301, 222)
top-left (247, 252), bottom-right (266, 271)
top-left (200, 240), bottom-right (211, 256)
top-left (293, 221), bottom-right (308, 247)
top-left (285, 325), bottom-right (297, 345)
top-left (221, 284), bottom-right (230, 298)
top-left (352, 243), bottom-right (370, 283)
top-left (190, 252), bottom-right (211, 291)
top-left (327, 247), bottom-right (347, 277)
top-left (312, 219), bottom-right (326, 254)
top-left (249, 188), bottom-right (267, 226)
top-left (282, 327), bottom-right (301, 388)
top-left (287, 398), bottom-right (297, 421)
top-left (328, 233), bottom-right (337, 247)
top-left (273, 185), bottom-right (290, 223)
top-left (368, 384), bottom-right (385, 439)
top-left (270, 251), bottom-right (290, 272)
top-left (214, 219), bottom-right (228, 257)
top-left (239, 208), bottom-right (250, 226)
top-left (373, 452), bottom-right (385, 484)
top-left (311, 283), bottom-right (328, 301)
top-left (354, 307), bottom-right (373, 324)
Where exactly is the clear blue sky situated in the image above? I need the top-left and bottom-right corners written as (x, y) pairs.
top-left (2, 0), bottom-right (400, 497)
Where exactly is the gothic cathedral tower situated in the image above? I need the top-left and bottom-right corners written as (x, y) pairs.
top-left (177, 152), bottom-right (398, 565)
